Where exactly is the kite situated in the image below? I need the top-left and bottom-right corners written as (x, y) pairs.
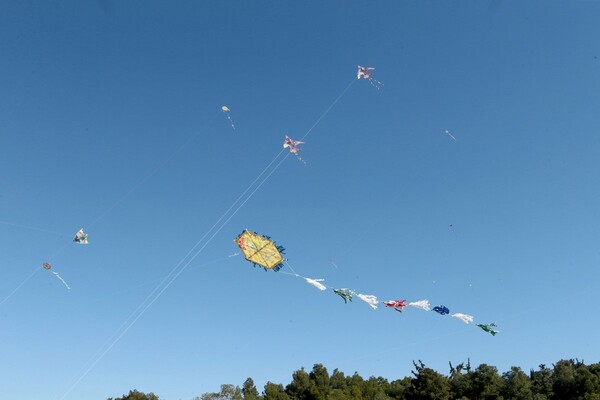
top-left (445, 129), bottom-right (457, 141)
top-left (433, 305), bottom-right (450, 315)
top-left (357, 293), bottom-right (379, 310)
top-left (305, 278), bottom-right (327, 291)
top-left (222, 106), bottom-right (235, 130)
top-left (477, 322), bottom-right (499, 336)
top-left (283, 135), bottom-right (306, 164)
top-left (73, 229), bottom-right (88, 244)
top-left (409, 299), bottom-right (431, 311)
top-left (357, 65), bottom-right (383, 90)
top-left (333, 288), bottom-right (354, 303)
top-left (42, 262), bottom-right (70, 289)
top-left (357, 65), bottom-right (374, 80)
top-left (451, 313), bottom-right (474, 324)
top-left (234, 230), bottom-right (285, 271)
top-left (383, 299), bottom-right (407, 312)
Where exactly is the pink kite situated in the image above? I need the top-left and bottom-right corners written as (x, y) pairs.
top-left (283, 135), bottom-right (304, 154)
top-left (283, 135), bottom-right (306, 164)
top-left (383, 299), bottom-right (407, 313)
top-left (357, 65), bottom-right (383, 90)
top-left (357, 65), bottom-right (375, 79)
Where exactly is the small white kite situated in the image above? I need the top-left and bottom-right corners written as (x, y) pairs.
top-left (357, 65), bottom-right (383, 90)
top-left (283, 135), bottom-right (306, 164)
top-left (445, 129), bottom-right (457, 141)
top-left (222, 106), bottom-right (235, 130)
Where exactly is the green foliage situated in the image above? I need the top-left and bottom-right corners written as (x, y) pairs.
top-left (406, 360), bottom-right (450, 400)
top-left (242, 378), bottom-right (261, 400)
top-left (264, 382), bottom-right (289, 400)
top-left (107, 389), bottom-right (160, 400)
top-left (501, 366), bottom-right (533, 400)
top-left (200, 384), bottom-right (243, 400)
top-left (182, 359), bottom-right (600, 400)
top-left (471, 364), bottom-right (503, 399)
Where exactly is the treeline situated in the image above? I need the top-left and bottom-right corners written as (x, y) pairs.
top-left (109, 358), bottom-right (600, 400)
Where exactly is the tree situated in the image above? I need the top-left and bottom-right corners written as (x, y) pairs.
top-left (406, 360), bottom-right (451, 400)
top-left (108, 389), bottom-right (160, 400)
top-left (264, 382), bottom-right (290, 400)
top-left (329, 369), bottom-right (347, 392)
top-left (201, 384), bottom-right (243, 400)
top-left (386, 377), bottom-right (411, 400)
top-left (361, 376), bottom-right (391, 400)
top-left (530, 364), bottom-right (553, 400)
top-left (449, 360), bottom-right (474, 399)
top-left (286, 368), bottom-right (317, 400)
top-left (242, 378), bottom-right (261, 400)
top-left (471, 364), bottom-right (503, 400)
top-left (501, 366), bottom-right (533, 400)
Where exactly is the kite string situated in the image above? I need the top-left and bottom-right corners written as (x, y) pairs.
top-left (59, 77), bottom-right (357, 399)
top-left (283, 260), bottom-right (299, 276)
top-left (300, 77), bottom-right (356, 142)
top-left (0, 267), bottom-right (40, 306)
top-left (11, 112), bottom-right (222, 298)
top-left (85, 111), bottom-right (221, 230)
top-left (0, 220), bottom-right (69, 238)
top-left (58, 152), bottom-right (290, 400)
top-left (64, 253), bottom-right (240, 391)
top-left (96, 73), bottom-right (354, 329)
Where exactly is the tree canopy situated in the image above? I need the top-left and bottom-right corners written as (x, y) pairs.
top-left (109, 359), bottom-right (600, 400)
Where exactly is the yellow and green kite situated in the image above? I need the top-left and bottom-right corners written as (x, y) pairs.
top-left (234, 230), bottom-right (285, 271)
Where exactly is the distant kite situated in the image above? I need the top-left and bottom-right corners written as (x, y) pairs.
top-left (451, 313), bottom-right (474, 324)
top-left (409, 299), bottom-right (431, 311)
top-left (304, 278), bottom-right (327, 291)
top-left (333, 288), bottom-right (354, 303)
top-left (283, 135), bottom-right (306, 164)
top-left (222, 106), bottom-right (235, 130)
top-left (42, 262), bottom-right (70, 289)
top-left (445, 129), bottom-right (456, 141)
top-left (433, 305), bottom-right (450, 315)
top-left (357, 65), bottom-right (383, 90)
top-left (234, 230), bottom-right (285, 271)
top-left (357, 293), bottom-right (379, 310)
top-left (477, 322), bottom-right (499, 336)
top-left (383, 299), bottom-right (407, 313)
top-left (357, 65), bottom-right (375, 80)
top-left (73, 229), bottom-right (88, 244)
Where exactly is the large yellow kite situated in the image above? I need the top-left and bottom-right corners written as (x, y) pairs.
top-left (234, 230), bottom-right (285, 271)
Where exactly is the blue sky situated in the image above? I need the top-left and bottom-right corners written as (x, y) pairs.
top-left (1, 1), bottom-right (599, 399)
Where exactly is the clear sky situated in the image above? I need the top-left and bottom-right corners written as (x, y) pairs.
top-left (1, 1), bottom-right (599, 399)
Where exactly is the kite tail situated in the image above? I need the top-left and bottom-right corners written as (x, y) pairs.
top-left (368, 78), bottom-right (384, 90)
top-left (52, 272), bottom-right (71, 290)
top-left (227, 115), bottom-right (235, 130)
